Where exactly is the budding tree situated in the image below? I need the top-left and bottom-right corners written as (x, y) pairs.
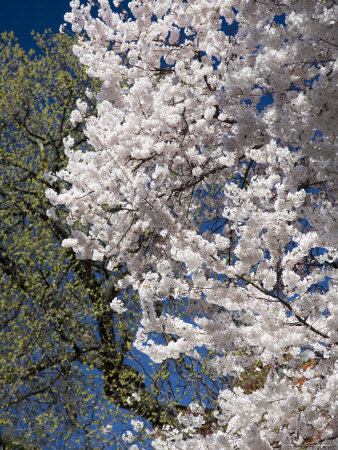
top-left (50, 0), bottom-right (337, 448)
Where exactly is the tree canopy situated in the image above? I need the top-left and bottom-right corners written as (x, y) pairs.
top-left (49, 0), bottom-right (338, 448)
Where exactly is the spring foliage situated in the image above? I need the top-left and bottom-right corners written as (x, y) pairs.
top-left (50, 0), bottom-right (337, 448)
top-left (0, 30), bottom-right (114, 448)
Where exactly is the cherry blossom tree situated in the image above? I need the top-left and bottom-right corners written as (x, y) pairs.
top-left (49, 0), bottom-right (337, 447)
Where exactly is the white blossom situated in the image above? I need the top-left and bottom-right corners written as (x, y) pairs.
top-left (52, 1), bottom-right (338, 447)
top-left (110, 298), bottom-right (127, 314)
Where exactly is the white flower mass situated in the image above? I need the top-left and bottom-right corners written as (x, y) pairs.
top-left (109, 298), bottom-right (127, 314)
top-left (48, 0), bottom-right (337, 447)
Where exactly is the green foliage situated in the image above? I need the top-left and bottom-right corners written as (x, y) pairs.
top-left (0, 31), bottom-right (229, 448)
top-left (0, 30), bottom-right (132, 448)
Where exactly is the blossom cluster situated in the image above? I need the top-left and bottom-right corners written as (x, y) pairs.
top-left (48, 1), bottom-right (337, 447)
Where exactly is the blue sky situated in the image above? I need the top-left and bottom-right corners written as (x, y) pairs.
top-left (0, 0), bottom-right (73, 49)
